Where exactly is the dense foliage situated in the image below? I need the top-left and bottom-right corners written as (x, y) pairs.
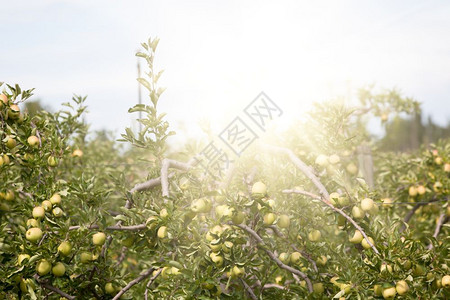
top-left (1, 38), bottom-right (449, 299)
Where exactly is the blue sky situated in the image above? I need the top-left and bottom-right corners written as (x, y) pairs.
top-left (1, 0), bottom-right (450, 143)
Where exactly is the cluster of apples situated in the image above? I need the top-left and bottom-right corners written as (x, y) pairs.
top-left (315, 153), bottom-right (359, 176)
top-left (0, 93), bottom-right (22, 123)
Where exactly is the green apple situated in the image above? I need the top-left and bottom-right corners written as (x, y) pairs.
top-left (26, 218), bottom-right (40, 228)
top-left (215, 204), bottom-right (233, 218)
top-left (58, 241), bottom-right (72, 256)
top-left (346, 163), bottom-right (358, 175)
top-left (381, 198), bottom-right (393, 208)
top-left (408, 186), bottom-right (417, 197)
top-left (373, 284), bottom-right (382, 297)
top-left (41, 200), bottom-right (53, 211)
top-left (52, 262), bottom-right (65, 277)
top-left (36, 259), bottom-right (52, 276)
top-left (80, 252), bottom-right (93, 263)
top-left (315, 155), bottom-right (328, 167)
top-left (361, 237), bottom-right (375, 250)
top-left (395, 280), bottom-right (409, 295)
top-left (442, 275), bottom-right (450, 288)
top-left (263, 213), bottom-right (276, 226)
top-left (290, 252), bottom-right (302, 264)
top-left (361, 198), bottom-right (374, 212)
top-left (232, 211), bottom-right (245, 225)
top-left (157, 226), bottom-right (168, 239)
top-left (222, 241), bottom-right (233, 253)
top-left (4, 190), bottom-right (15, 201)
top-left (317, 255), bottom-right (327, 266)
top-left (209, 252), bottom-right (224, 266)
top-left (352, 206), bottom-right (365, 219)
top-left (52, 207), bottom-right (63, 217)
top-left (412, 264), bottom-right (426, 277)
top-left (122, 236), bottom-right (134, 247)
top-left (105, 283), bottom-right (116, 294)
top-left (26, 227), bottom-right (43, 243)
top-left (308, 230), bottom-right (321, 242)
top-left (92, 232), bottom-right (106, 246)
top-left (50, 193), bottom-right (61, 205)
top-left (32, 206), bottom-right (45, 219)
top-left (251, 181), bottom-right (267, 196)
top-left (160, 208), bottom-right (169, 218)
top-left (209, 241), bottom-right (222, 252)
top-left (329, 192), bottom-right (340, 206)
top-left (279, 252), bottom-right (290, 264)
top-left (8, 104), bottom-right (20, 119)
top-left (27, 136), bottom-right (39, 148)
top-left (380, 263), bottom-right (392, 274)
top-left (277, 215), bottom-right (290, 228)
top-left (328, 154), bottom-right (340, 164)
top-left (349, 230), bottom-right (363, 244)
top-left (231, 266), bottom-right (244, 278)
top-left (382, 285), bottom-right (396, 299)
top-left (48, 156), bottom-right (58, 167)
top-left (313, 282), bottom-right (324, 294)
top-left (18, 254), bottom-right (30, 265)
top-left (337, 215), bottom-right (346, 227)
top-left (5, 136), bottom-right (16, 149)
top-left (191, 198), bottom-right (207, 213)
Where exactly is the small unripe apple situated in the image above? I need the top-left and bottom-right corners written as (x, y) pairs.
top-left (444, 163), bottom-right (450, 173)
top-left (361, 237), bottom-right (375, 250)
top-left (52, 262), bottom-right (66, 277)
top-left (417, 185), bottom-right (426, 195)
top-left (290, 252), bottom-right (302, 264)
top-left (80, 252), bottom-right (93, 263)
top-left (380, 263), bottom-right (392, 274)
top-left (328, 154), bottom-right (340, 164)
top-left (231, 266), bottom-right (244, 278)
top-left (122, 236), bottom-right (134, 247)
top-left (408, 186), bottom-right (417, 197)
top-left (315, 155), bottom-right (328, 167)
top-left (36, 259), bottom-right (52, 276)
top-left (308, 229), bottom-right (321, 242)
top-left (382, 286), bottom-right (396, 299)
top-left (58, 241), bottom-right (72, 256)
top-left (4, 190), bottom-right (15, 201)
top-left (277, 215), bottom-right (290, 228)
top-left (346, 163), bottom-right (358, 175)
top-left (18, 254), bottom-right (30, 265)
top-left (41, 200), bottom-right (53, 211)
top-left (412, 264), bottom-right (426, 276)
top-left (279, 252), bottom-right (290, 264)
top-left (26, 227), bottom-right (43, 243)
top-left (157, 226), bottom-right (168, 239)
top-left (191, 198), bottom-right (207, 213)
top-left (263, 213), bottom-right (276, 226)
top-left (52, 207), bottom-right (63, 217)
top-left (26, 218), bottom-right (40, 228)
top-left (395, 280), bottom-right (409, 295)
top-left (5, 136), bottom-right (16, 149)
top-left (251, 181), bottom-right (267, 196)
top-left (381, 198), bottom-right (393, 208)
top-left (209, 241), bottom-right (222, 252)
top-left (50, 193), bottom-right (61, 205)
top-left (92, 232), bottom-right (106, 246)
top-left (105, 283), bottom-right (116, 294)
top-left (8, 104), bottom-right (20, 119)
top-left (215, 204), bottom-right (233, 218)
top-left (72, 149), bottom-right (83, 157)
top-left (232, 211), bottom-right (245, 225)
top-left (373, 284), bottom-right (383, 296)
top-left (48, 156), bottom-right (58, 167)
top-left (3, 154), bottom-right (10, 165)
top-left (27, 136), bottom-right (39, 148)
top-left (361, 198), bottom-right (374, 212)
top-left (209, 252), bottom-right (224, 266)
top-left (32, 206), bottom-right (45, 219)
top-left (313, 282), bottom-right (324, 294)
top-left (352, 206), bottom-right (365, 219)
top-left (329, 192), bottom-right (340, 205)
top-left (160, 208), bottom-right (169, 218)
top-left (442, 275), bottom-right (450, 288)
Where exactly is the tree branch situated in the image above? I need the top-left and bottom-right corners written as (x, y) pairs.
top-left (235, 224), bottom-right (313, 293)
top-left (112, 267), bottom-right (154, 300)
top-left (144, 268), bottom-right (162, 300)
top-left (400, 197), bottom-right (443, 233)
top-left (240, 278), bottom-right (258, 300)
top-left (34, 275), bottom-right (75, 300)
top-left (427, 213), bottom-right (449, 249)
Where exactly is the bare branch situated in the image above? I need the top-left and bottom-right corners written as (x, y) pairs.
top-left (263, 283), bottom-right (287, 290)
top-left (161, 158), bottom-right (195, 197)
top-left (400, 197), bottom-right (443, 233)
top-left (144, 268), bottom-right (162, 300)
top-left (427, 213), bottom-right (449, 250)
top-left (34, 275), bottom-right (75, 300)
top-left (235, 224), bottom-right (313, 293)
top-left (240, 278), bottom-right (258, 300)
top-left (112, 267), bottom-right (154, 300)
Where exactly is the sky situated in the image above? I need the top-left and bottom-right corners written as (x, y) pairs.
top-left (1, 0), bottom-right (450, 145)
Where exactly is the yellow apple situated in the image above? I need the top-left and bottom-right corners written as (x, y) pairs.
top-left (26, 227), bottom-right (43, 243)
top-left (381, 198), bottom-right (393, 208)
top-left (92, 232), bottom-right (106, 246)
top-left (361, 237), bottom-right (375, 250)
top-left (4, 190), bottom-right (15, 201)
top-left (5, 136), bottom-right (16, 149)
top-left (313, 282), bottom-right (324, 294)
top-left (52, 262), bottom-right (66, 277)
top-left (58, 241), bottom-right (72, 256)
top-left (8, 104), bottom-right (20, 119)
top-left (361, 198), bottom-right (374, 212)
top-left (50, 193), bottom-right (61, 205)
top-left (231, 266), bottom-right (244, 278)
top-left (435, 157), bottom-right (443, 165)
top-left (209, 252), bottom-right (224, 266)
top-left (48, 156), bottom-right (58, 167)
top-left (159, 208), bottom-right (169, 218)
top-left (346, 163), bottom-right (358, 175)
top-left (26, 219), bottom-right (40, 228)
top-left (0, 93), bottom-right (7, 105)
top-left (41, 200), bottom-right (53, 211)
top-left (157, 226), bottom-right (168, 239)
top-left (317, 255), bottom-right (328, 266)
top-left (27, 136), bottom-right (39, 148)
top-left (442, 275), bottom-right (450, 288)
top-left (290, 252), bottom-right (302, 264)
top-left (52, 207), bottom-right (63, 217)
top-left (395, 280), bottom-right (409, 295)
top-left (329, 192), bottom-right (340, 206)
top-left (105, 283), bottom-right (116, 294)
top-left (373, 284), bottom-right (382, 296)
top-left (279, 252), bottom-right (290, 264)
top-left (251, 181), bottom-right (267, 196)
top-left (72, 149), bottom-right (83, 157)
top-left (328, 154), bottom-right (340, 164)
top-left (408, 186), bottom-right (417, 197)
top-left (433, 181), bottom-right (442, 192)
top-left (352, 206), bottom-right (365, 219)
top-left (80, 252), bottom-right (93, 263)
top-left (36, 259), bottom-right (52, 276)
top-left (382, 286), bottom-right (396, 299)
top-left (17, 254), bottom-right (30, 265)
top-left (444, 163), bottom-right (450, 172)
top-left (417, 185), bottom-right (426, 195)
top-left (232, 211), bottom-right (245, 225)
top-left (380, 263), bottom-right (392, 274)
top-left (308, 229), bottom-right (321, 242)
top-left (32, 206), bottom-right (45, 219)
top-left (315, 155), bottom-right (328, 167)
top-left (263, 213), bottom-right (276, 226)
top-left (277, 215), bottom-right (290, 228)
top-left (191, 198), bottom-right (207, 213)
